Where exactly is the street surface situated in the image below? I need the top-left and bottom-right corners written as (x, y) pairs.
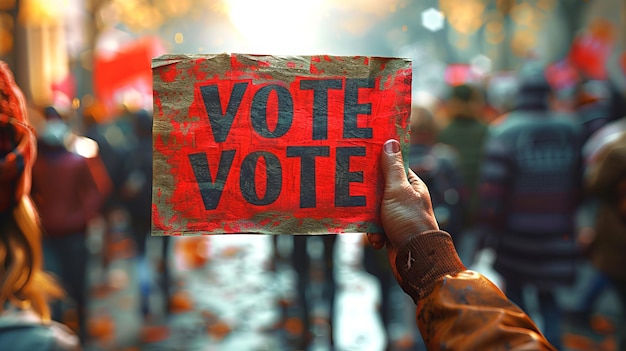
top-left (77, 226), bottom-right (620, 351)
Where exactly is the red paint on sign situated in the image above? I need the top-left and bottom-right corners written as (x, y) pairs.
top-left (152, 54), bottom-right (411, 235)
top-left (159, 64), bottom-right (179, 83)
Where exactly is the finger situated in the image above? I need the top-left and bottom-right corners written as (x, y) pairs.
top-left (371, 241), bottom-right (384, 250)
top-left (381, 139), bottom-right (408, 189)
top-left (406, 168), bottom-right (424, 191)
top-left (367, 233), bottom-right (387, 249)
top-left (367, 232), bottom-right (386, 244)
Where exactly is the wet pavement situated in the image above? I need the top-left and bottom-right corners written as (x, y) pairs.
top-left (79, 227), bottom-right (419, 351)
top-left (61, 223), bottom-right (622, 351)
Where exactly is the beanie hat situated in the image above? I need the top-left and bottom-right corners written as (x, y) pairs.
top-left (0, 61), bottom-right (36, 214)
top-left (448, 84), bottom-right (478, 102)
top-left (516, 64), bottom-right (552, 110)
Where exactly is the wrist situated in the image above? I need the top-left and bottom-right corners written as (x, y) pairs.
top-left (395, 230), bottom-right (466, 303)
top-left (386, 217), bottom-right (439, 248)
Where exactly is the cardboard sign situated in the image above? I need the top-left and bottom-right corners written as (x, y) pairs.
top-left (152, 54), bottom-right (411, 235)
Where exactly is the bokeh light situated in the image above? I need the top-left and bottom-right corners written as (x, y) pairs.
top-left (226, 0), bottom-right (324, 54)
top-left (421, 7), bottom-right (445, 32)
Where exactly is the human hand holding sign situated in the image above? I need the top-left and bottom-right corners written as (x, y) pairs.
top-left (368, 140), bottom-right (557, 351)
top-left (367, 139), bottom-right (441, 280)
top-left (368, 138), bottom-right (468, 303)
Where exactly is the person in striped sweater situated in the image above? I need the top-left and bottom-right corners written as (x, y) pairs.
top-left (476, 64), bottom-right (584, 350)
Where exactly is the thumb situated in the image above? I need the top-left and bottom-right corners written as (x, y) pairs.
top-left (381, 139), bottom-right (407, 190)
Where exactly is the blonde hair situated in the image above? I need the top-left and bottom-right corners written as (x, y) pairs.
top-left (0, 196), bottom-right (63, 321)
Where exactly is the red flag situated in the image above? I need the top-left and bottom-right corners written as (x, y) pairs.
top-left (94, 36), bottom-right (166, 114)
top-left (569, 19), bottom-right (616, 80)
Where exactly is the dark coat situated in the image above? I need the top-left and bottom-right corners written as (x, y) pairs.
top-left (437, 116), bottom-right (489, 225)
top-left (586, 128), bottom-right (626, 282)
top-left (478, 109), bottom-right (583, 290)
top-left (31, 143), bottom-right (106, 237)
top-left (409, 143), bottom-right (466, 236)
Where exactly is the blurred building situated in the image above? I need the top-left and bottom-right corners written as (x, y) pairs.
top-left (0, 0), bottom-right (623, 117)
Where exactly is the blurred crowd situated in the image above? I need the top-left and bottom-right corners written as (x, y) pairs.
top-left (1, 33), bottom-right (626, 351)
top-left (362, 58), bottom-right (626, 351)
top-left (28, 102), bottom-right (170, 344)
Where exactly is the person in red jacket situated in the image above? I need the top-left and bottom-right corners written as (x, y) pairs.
top-left (367, 139), bottom-right (557, 351)
top-left (31, 106), bottom-right (110, 343)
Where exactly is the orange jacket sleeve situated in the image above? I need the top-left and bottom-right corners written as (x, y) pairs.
top-left (395, 230), bottom-right (556, 351)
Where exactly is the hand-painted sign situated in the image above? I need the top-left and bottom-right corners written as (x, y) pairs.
top-left (152, 54), bottom-right (411, 235)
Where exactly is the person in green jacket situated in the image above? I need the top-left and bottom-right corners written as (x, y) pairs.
top-left (437, 84), bottom-right (489, 261)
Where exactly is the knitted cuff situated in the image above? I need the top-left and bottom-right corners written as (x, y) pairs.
top-left (395, 230), bottom-right (466, 304)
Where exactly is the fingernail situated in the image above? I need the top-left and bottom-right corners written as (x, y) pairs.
top-left (384, 140), bottom-right (400, 154)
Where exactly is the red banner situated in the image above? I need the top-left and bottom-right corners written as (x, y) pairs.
top-left (568, 19), bottom-right (616, 80)
top-left (94, 36), bottom-right (166, 115)
top-left (152, 54), bottom-right (412, 235)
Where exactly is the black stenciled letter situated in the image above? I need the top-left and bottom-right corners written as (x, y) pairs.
top-left (251, 85), bottom-right (293, 138)
top-left (200, 82), bottom-right (248, 143)
top-left (344, 78), bottom-right (374, 139)
top-left (300, 79), bottom-right (342, 140)
top-left (335, 147), bottom-right (366, 207)
top-left (286, 146), bottom-right (330, 208)
top-left (240, 151), bottom-right (282, 206)
top-left (188, 150), bottom-right (236, 210)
